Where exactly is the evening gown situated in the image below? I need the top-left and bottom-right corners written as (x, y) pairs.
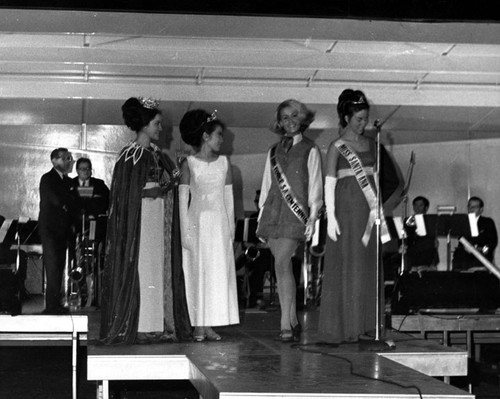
top-left (100, 142), bottom-right (191, 345)
top-left (318, 141), bottom-right (378, 343)
top-left (182, 155), bottom-right (239, 326)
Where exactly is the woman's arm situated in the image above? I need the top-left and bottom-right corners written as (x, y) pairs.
top-left (224, 156), bottom-right (235, 240)
top-left (179, 157), bottom-right (192, 249)
top-left (225, 156), bottom-right (233, 185)
top-left (258, 152), bottom-right (271, 212)
top-left (325, 141), bottom-right (340, 178)
top-left (180, 157), bottom-right (191, 185)
top-left (324, 141), bottom-right (341, 240)
top-left (306, 146), bottom-right (323, 220)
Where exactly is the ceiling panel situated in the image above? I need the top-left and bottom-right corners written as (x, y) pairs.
top-left (0, 9), bottom-right (498, 153)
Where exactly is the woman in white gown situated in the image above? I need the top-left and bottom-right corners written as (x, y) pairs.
top-left (179, 109), bottom-right (239, 341)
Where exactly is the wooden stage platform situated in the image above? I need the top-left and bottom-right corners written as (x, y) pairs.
top-left (88, 322), bottom-right (472, 399)
top-left (0, 297), bottom-right (474, 399)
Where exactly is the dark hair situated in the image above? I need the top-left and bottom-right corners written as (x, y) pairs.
top-left (412, 196), bottom-right (429, 209)
top-left (50, 148), bottom-right (68, 160)
top-left (121, 97), bottom-right (161, 133)
top-left (76, 157), bottom-right (92, 170)
top-left (337, 89), bottom-right (370, 128)
top-left (179, 109), bottom-right (225, 148)
top-left (273, 99), bottom-right (315, 134)
top-left (469, 196), bottom-right (484, 208)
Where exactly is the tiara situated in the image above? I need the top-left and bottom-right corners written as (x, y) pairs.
top-left (138, 96), bottom-right (160, 110)
top-left (349, 95), bottom-right (366, 105)
top-left (206, 109), bottom-right (218, 122)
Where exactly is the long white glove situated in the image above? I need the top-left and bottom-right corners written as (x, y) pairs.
top-left (325, 176), bottom-right (340, 241)
top-left (224, 185), bottom-right (235, 241)
top-left (179, 184), bottom-right (193, 250)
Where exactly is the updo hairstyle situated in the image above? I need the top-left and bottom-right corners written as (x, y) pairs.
top-left (273, 99), bottom-right (315, 134)
top-left (337, 89), bottom-right (369, 128)
top-left (179, 109), bottom-right (225, 148)
top-left (121, 97), bottom-right (161, 133)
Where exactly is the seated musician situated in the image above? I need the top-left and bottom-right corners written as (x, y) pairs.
top-left (236, 190), bottom-right (274, 308)
top-left (71, 157), bottom-right (110, 240)
top-left (406, 196), bottom-right (439, 272)
top-left (453, 196), bottom-right (498, 271)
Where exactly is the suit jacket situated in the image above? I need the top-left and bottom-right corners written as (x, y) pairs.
top-left (70, 176), bottom-right (110, 218)
top-left (467, 216), bottom-right (498, 259)
top-left (453, 215), bottom-right (498, 269)
top-left (38, 168), bottom-right (75, 237)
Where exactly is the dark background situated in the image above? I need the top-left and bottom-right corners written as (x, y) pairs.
top-left (1, 0), bottom-right (499, 22)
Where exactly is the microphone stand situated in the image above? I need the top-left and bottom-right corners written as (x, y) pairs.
top-left (374, 119), bottom-right (383, 343)
top-left (399, 152), bottom-right (416, 275)
top-left (359, 120), bottom-right (394, 351)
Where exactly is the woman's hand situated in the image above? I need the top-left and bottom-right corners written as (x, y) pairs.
top-left (305, 218), bottom-right (316, 242)
top-left (327, 215), bottom-right (340, 241)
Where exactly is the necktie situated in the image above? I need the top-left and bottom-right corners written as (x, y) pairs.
top-left (280, 135), bottom-right (293, 153)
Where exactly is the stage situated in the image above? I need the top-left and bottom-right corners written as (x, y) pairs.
top-left (0, 295), bottom-right (475, 399)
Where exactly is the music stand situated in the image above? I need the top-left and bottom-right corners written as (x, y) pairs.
top-left (235, 217), bottom-right (259, 244)
top-left (0, 218), bottom-right (40, 301)
top-left (436, 214), bottom-right (472, 271)
top-left (0, 219), bottom-right (41, 254)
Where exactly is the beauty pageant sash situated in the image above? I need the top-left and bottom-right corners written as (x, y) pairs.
top-left (335, 139), bottom-right (390, 246)
top-left (270, 145), bottom-right (309, 225)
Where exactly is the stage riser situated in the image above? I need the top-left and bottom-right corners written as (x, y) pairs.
top-left (392, 271), bottom-right (500, 314)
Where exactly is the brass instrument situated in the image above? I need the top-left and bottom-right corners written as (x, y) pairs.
top-left (303, 208), bottom-right (326, 308)
top-left (244, 245), bottom-right (260, 262)
top-left (405, 215), bottom-right (416, 227)
top-left (64, 214), bottom-right (101, 309)
top-left (309, 207), bottom-right (327, 257)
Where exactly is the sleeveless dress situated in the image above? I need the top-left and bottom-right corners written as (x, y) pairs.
top-left (318, 141), bottom-right (378, 343)
top-left (182, 155), bottom-right (239, 327)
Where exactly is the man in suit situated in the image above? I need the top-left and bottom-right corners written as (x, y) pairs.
top-left (71, 157), bottom-right (110, 234)
top-left (406, 196), bottom-right (439, 271)
top-left (39, 148), bottom-right (75, 314)
top-left (453, 196), bottom-right (498, 270)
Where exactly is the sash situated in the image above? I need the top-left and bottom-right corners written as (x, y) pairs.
top-left (270, 145), bottom-right (309, 225)
top-left (335, 140), bottom-right (390, 246)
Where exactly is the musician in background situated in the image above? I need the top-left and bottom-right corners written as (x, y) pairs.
top-left (236, 190), bottom-right (274, 308)
top-left (406, 196), bottom-right (439, 271)
top-left (453, 196), bottom-right (498, 270)
top-left (71, 157), bottom-right (110, 229)
top-left (38, 148), bottom-right (75, 315)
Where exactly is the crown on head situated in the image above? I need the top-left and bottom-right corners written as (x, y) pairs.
top-left (138, 96), bottom-right (160, 110)
top-left (350, 95), bottom-right (366, 105)
top-left (206, 109), bottom-right (218, 123)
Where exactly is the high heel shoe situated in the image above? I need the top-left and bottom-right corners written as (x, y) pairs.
top-left (274, 329), bottom-right (293, 343)
top-left (135, 333), bottom-right (152, 345)
top-left (205, 328), bottom-right (222, 341)
top-left (193, 327), bottom-right (206, 342)
top-left (291, 322), bottom-right (302, 342)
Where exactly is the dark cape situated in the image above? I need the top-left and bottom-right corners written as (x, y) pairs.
top-left (99, 142), bottom-right (191, 345)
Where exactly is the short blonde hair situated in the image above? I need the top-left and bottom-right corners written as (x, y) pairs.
top-left (272, 99), bottom-right (315, 134)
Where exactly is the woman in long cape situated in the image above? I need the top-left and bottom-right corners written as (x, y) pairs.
top-left (100, 97), bottom-right (191, 345)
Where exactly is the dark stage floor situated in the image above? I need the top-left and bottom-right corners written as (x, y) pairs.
top-left (1, 298), bottom-right (500, 398)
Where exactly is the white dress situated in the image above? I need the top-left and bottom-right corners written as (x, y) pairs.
top-left (182, 155), bottom-right (239, 326)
